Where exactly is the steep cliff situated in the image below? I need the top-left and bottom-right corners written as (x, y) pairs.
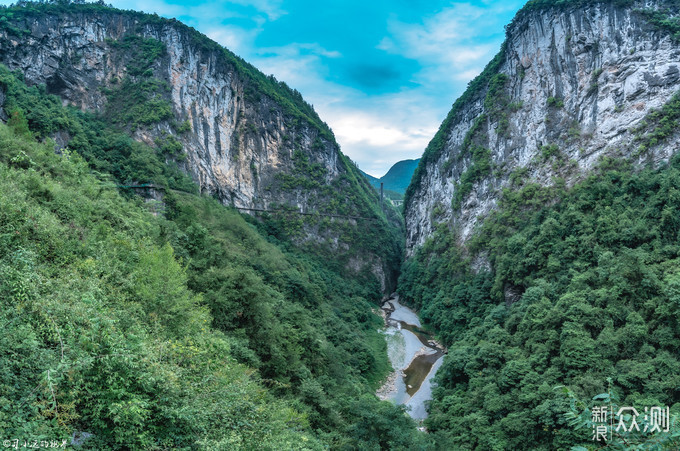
top-left (0, 4), bottom-right (335, 207)
top-left (0, 65), bottom-right (433, 450)
top-left (405, 0), bottom-right (680, 255)
top-left (0, 2), bottom-right (402, 290)
top-left (396, 2), bottom-right (680, 447)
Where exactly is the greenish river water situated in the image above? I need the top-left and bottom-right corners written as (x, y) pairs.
top-left (377, 295), bottom-right (445, 420)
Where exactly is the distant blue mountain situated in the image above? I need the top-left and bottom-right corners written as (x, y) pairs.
top-left (361, 159), bottom-right (420, 195)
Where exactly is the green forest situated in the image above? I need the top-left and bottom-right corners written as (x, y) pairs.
top-left (400, 156), bottom-right (680, 449)
top-left (397, 2), bottom-right (680, 447)
top-left (5, 0), bottom-right (680, 449)
top-left (0, 65), bottom-right (431, 449)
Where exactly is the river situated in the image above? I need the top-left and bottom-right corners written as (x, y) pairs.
top-left (376, 295), bottom-right (445, 420)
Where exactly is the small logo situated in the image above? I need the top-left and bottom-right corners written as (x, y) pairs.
top-left (591, 405), bottom-right (670, 442)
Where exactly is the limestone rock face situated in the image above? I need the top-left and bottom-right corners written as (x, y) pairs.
top-left (405, 1), bottom-right (680, 255)
top-left (0, 8), bottom-right (401, 291)
top-left (0, 11), bottom-right (340, 209)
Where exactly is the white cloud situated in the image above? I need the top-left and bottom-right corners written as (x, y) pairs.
top-left (380, 3), bottom-right (505, 88)
top-left (246, 43), bottom-right (342, 92)
top-left (333, 1), bottom-right (525, 175)
top-left (225, 0), bottom-right (285, 20)
top-left (295, 43), bottom-right (341, 59)
top-left (256, 42), bottom-right (341, 60)
top-left (333, 114), bottom-right (420, 147)
top-left (313, 89), bottom-right (441, 177)
top-left (205, 27), bottom-right (261, 55)
top-left (455, 67), bottom-right (484, 81)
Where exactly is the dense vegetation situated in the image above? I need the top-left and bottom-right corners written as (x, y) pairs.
top-left (0, 65), bottom-right (195, 193)
top-left (398, 2), bottom-right (680, 449)
top-left (270, 148), bottom-right (404, 286)
top-left (399, 154), bottom-right (680, 449)
top-left (0, 0), bottom-right (404, 291)
top-left (363, 159), bottom-right (421, 195)
top-left (0, 122), bottom-right (325, 449)
top-left (104, 35), bottom-right (175, 131)
top-left (634, 91), bottom-right (680, 154)
top-left (0, 48), bottom-right (427, 451)
top-left (10, 0), bottom-right (680, 449)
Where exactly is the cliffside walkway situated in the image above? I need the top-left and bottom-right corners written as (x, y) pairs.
top-left (113, 183), bottom-right (378, 221)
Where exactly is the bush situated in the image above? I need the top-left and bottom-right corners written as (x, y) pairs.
top-left (400, 153), bottom-right (680, 449)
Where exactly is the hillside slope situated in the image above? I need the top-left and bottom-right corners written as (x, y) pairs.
top-left (0, 58), bottom-right (430, 450)
top-left (399, 0), bottom-right (680, 448)
top-left (0, 1), bottom-right (402, 291)
top-left (364, 158), bottom-right (421, 194)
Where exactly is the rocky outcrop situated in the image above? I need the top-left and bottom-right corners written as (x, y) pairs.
top-left (0, 5), bottom-right (401, 291)
top-left (405, 0), bottom-right (680, 255)
top-left (0, 10), bottom-right (341, 209)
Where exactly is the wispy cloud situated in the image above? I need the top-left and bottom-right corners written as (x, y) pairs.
top-left (312, 89), bottom-right (442, 176)
top-left (317, 1), bottom-right (526, 175)
top-left (225, 0), bottom-right (285, 20)
top-left (378, 3), bottom-right (510, 90)
top-left (205, 26), bottom-right (261, 55)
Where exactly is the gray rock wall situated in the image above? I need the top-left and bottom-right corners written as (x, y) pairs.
top-left (0, 9), bottom-right (399, 290)
top-left (0, 12), bottom-right (340, 210)
top-left (405, 1), bottom-right (680, 255)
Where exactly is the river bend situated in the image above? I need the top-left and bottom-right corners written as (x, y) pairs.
top-left (376, 295), bottom-right (445, 420)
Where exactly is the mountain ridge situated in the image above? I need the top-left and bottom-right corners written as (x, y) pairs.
top-left (404, 0), bottom-right (680, 254)
top-left (397, 0), bottom-right (680, 448)
top-left (0, 3), bottom-right (427, 449)
top-left (0, 1), bottom-right (403, 291)
top-left (362, 158), bottom-right (420, 195)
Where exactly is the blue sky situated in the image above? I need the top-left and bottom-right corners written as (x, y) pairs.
top-left (10, 0), bottom-right (528, 176)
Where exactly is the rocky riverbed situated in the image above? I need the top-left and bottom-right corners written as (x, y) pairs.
top-left (377, 295), bottom-right (446, 420)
